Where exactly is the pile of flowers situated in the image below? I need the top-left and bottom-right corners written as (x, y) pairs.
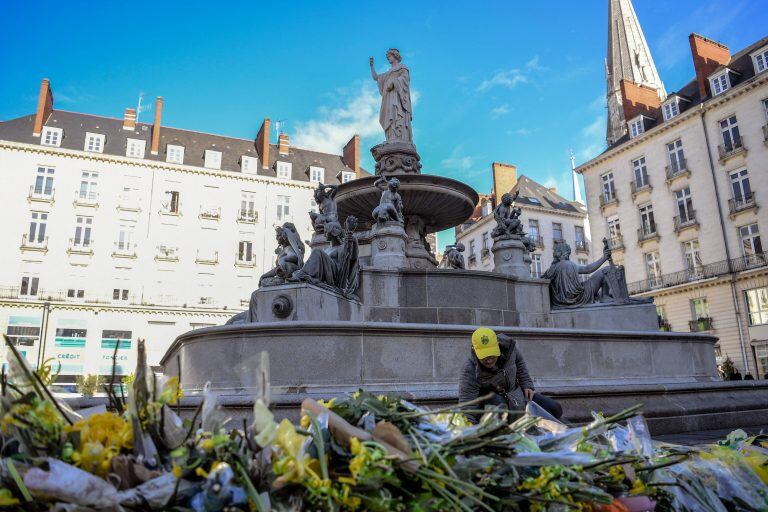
top-left (0, 334), bottom-right (765, 511)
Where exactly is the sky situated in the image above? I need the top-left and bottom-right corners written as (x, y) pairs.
top-left (1, 0), bottom-right (766, 248)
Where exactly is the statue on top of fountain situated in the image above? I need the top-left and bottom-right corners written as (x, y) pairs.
top-left (372, 175), bottom-right (404, 226)
top-left (370, 49), bottom-right (412, 144)
top-left (259, 222), bottom-right (305, 287)
top-left (309, 182), bottom-right (339, 233)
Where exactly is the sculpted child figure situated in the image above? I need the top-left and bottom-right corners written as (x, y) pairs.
top-left (372, 175), bottom-right (404, 225)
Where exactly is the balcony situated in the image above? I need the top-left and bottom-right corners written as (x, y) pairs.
top-left (575, 240), bottom-right (589, 253)
top-left (689, 317), bottom-right (714, 332)
top-left (529, 235), bottom-right (544, 249)
top-left (237, 209), bottom-right (258, 224)
top-left (762, 124), bottom-right (768, 145)
top-left (155, 246), bottom-right (180, 262)
top-left (67, 238), bottom-right (94, 256)
top-left (637, 226), bottom-right (659, 244)
top-left (27, 186), bottom-right (55, 205)
top-left (73, 191), bottom-right (99, 208)
top-left (658, 318), bottom-right (672, 332)
top-left (718, 137), bottom-right (746, 163)
top-left (728, 193), bottom-right (758, 216)
top-left (196, 251), bottom-right (219, 265)
top-left (117, 196), bottom-right (142, 213)
top-left (607, 235), bottom-right (624, 251)
top-left (599, 192), bottom-right (618, 210)
top-left (199, 207), bottom-right (221, 221)
top-left (112, 242), bottom-right (137, 259)
top-left (481, 247), bottom-right (490, 259)
top-left (468, 254), bottom-right (477, 265)
top-left (235, 252), bottom-right (256, 268)
top-left (630, 180), bottom-right (652, 198)
top-left (673, 211), bottom-right (698, 233)
top-left (665, 159), bottom-right (689, 184)
top-left (20, 234), bottom-right (48, 253)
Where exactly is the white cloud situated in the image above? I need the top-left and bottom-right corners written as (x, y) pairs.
top-left (588, 95), bottom-right (605, 111)
top-left (581, 116), bottom-right (603, 138)
top-left (477, 69), bottom-right (529, 92)
top-left (490, 104), bottom-right (509, 119)
top-left (526, 55), bottom-right (544, 71)
top-left (508, 128), bottom-right (531, 136)
top-left (441, 145), bottom-right (476, 171)
top-left (577, 141), bottom-right (605, 162)
top-left (575, 114), bottom-right (607, 163)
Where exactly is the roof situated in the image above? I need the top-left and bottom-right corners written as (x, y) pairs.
top-left (0, 110), bottom-right (367, 184)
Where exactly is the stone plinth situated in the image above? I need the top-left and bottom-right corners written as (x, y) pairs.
top-left (246, 283), bottom-right (362, 323)
top-left (491, 236), bottom-right (532, 278)
top-left (370, 141), bottom-right (422, 175)
top-left (370, 222), bottom-right (409, 269)
top-left (551, 302), bottom-right (659, 331)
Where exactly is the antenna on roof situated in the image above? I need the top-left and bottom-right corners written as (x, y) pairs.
top-left (136, 92), bottom-right (153, 123)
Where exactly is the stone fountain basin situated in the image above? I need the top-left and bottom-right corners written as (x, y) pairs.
top-left (335, 174), bottom-right (479, 232)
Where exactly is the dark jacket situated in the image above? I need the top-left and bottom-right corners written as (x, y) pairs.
top-left (458, 334), bottom-right (534, 420)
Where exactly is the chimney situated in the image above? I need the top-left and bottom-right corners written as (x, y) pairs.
top-left (32, 78), bottom-right (54, 137)
top-left (123, 108), bottom-right (137, 130)
top-left (492, 162), bottom-right (517, 206)
top-left (689, 33), bottom-right (731, 99)
top-left (619, 79), bottom-right (661, 122)
top-left (342, 134), bottom-right (360, 176)
top-left (548, 186), bottom-right (557, 194)
top-left (150, 96), bottom-right (163, 155)
top-left (255, 117), bottom-right (270, 169)
top-left (278, 132), bottom-right (290, 156)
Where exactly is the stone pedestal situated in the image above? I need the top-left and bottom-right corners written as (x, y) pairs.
top-left (371, 141), bottom-right (422, 175)
top-left (370, 221), bottom-right (409, 269)
top-left (246, 283), bottom-right (362, 323)
top-left (308, 232), bottom-right (329, 251)
top-left (491, 236), bottom-right (532, 278)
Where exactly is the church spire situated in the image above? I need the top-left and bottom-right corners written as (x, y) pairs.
top-left (606, 0), bottom-right (666, 146)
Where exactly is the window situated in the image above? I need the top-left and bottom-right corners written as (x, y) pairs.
top-left (710, 71), bottom-right (730, 96)
top-left (481, 200), bottom-right (493, 216)
top-left (469, 240), bottom-right (476, 262)
top-left (754, 47), bottom-right (768, 74)
top-left (67, 289), bottom-right (85, 299)
top-left (167, 145), bottom-right (184, 164)
top-left (601, 172), bottom-right (616, 201)
top-left (552, 222), bottom-right (563, 242)
top-left (763, 98), bottom-right (768, 122)
top-left (117, 226), bottom-right (134, 252)
top-left (6, 316), bottom-right (41, 348)
top-left (674, 187), bottom-right (694, 223)
top-left (163, 190), bottom-right (180, 214)
top-left (730, 169), bottom-right (752, 202)
top-left (342, 172), bottom-right (355, 183)
top-left (739, 223), bottom-right (762, 258)
top-left (662, 99), bottom-right (679, 121)
top-left (528, 219), bottom-right (539, 241)
top-left (276, 161), bottom-right (292, 179)
top-left (204, 150), bottom-right (222, 169)
top-left (34, 167), bottom-right (55, 196)
top-left (41, 127), bottom-right (62, 147)
top-left (575, 226), bottom-right (585, 244)
top-left (73, 216), bottom-right (93, 247)
top-left (682, 240), bottom-right (702, 274)
top-left (28, 212), bottom-right (48, 243)
top-left (667, 139), bottom-right (686, 174)
top-left (20, 276), bottom-right (39, 297)
top-left (84, 132), bottom-right (105, 153)
top-left (530, 254), bottom-right (542, 278)
top-left (276, 195), bottom-right (290, 220)
top-left (78, 171), bottom-right (99, 201)
top-left (629, 118), bottom-right (644, 138)
top-left (238, 241), bottom-right (254, 263)
top-left (126, 138), bottom-right (146, 158)
top-left (481, 231), bottom-right (490, 250)
top-left (607, 217), bottom-right (622, 240)
top-left (645, 251), bottom-right (662, 286)
top-left (309, 166), bottom-right (324, 183)
top-left (240, 192), bottom-right (257, 222)
top-left (639, 204), bottom-right (656, 234)
top-left (112, 289), bottom-right (130, 301)
top-left (242, 156), bottom-right (258, 174)
top-left (720, 115), bottom-right (741, 151)
top-left (101, 330), bottom-right (132, 350)
top-left (690, 298), bottom-right (710, 320)
top-left (745, 288), bottom-right (768, 325)
top-left (632, 157), bottom-right (649, 188)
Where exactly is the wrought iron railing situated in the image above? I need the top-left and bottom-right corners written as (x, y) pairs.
top-left (599, 192), bottom-right (618, 208)
top-left (689, 317), bottom-right (714, 332)
top-left (637, 225), bottom-right (658, 242)
top-left (575, 240), bottom-right (588, 253)
top-left (718, 136), bottom-right (745, 160)
top-left (673, 211), bottom-right (698, 232)
top-left (665, 158), bottom-right (688, 180)
top-left (630, 180), bottom-right (651, 195)
top-left (729, 193), bottom-right (757, 214)
top-left (608, 236), bottom-right (624, 250)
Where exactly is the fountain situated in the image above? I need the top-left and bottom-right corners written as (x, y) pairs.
top-left (161, 49), bottom-right (768, 434)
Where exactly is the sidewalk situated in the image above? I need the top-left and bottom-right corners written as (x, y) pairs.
top-left (655, 425), bottom-right (768, 446)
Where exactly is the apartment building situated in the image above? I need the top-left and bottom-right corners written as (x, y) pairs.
top-left (456, 163), bottom-right (590, 276)
top-left (0, 79), bottom-right (363, 387)
top-left (577, 31), bottom-right (768, 377)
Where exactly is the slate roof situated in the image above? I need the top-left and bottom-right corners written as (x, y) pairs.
top-left (604, 35), bottom-right (768, 153)
top-left (0, 110), bottom-right (366, 185)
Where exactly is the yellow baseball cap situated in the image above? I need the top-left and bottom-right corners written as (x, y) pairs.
top-left (472, 327), bottom-right (500, 360)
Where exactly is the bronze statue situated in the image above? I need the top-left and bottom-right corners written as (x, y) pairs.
top-left (372, 175), bottom-right (404, 225)
top-left (309, 183), bottom-right (339, 233)
top-left (370, 49), bottom-right (413, 143)
top-left (442, 243), bottom-right (466, 269)
top-left (491, 191), bottom-right (524, 239)
top-left (259, 223), bottom-right (305, 287)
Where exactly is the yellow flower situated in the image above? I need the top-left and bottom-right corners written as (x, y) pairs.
top-left (0, 488), bottom-right (19, 507)
top-left (201, 438), bottom-right (215, 452)
top-left (300, 414), bottom-right (310, 430)
top-left (195, 466), bottom-right (209, 478)
top-left (172, 463), bottom-right (183, 478)
top-left (629, 478), bottom-right (646, 495)
top-left (67, 412), bottom-right (133, 476)
top-left (159, 376), bottom-right (184, 405)
top-left (272, 419), bottom-right (319, 488)
top-left (71, 441), bottom-right (116, 477)
top-left (317, 398), bottom-right (337, 408)
top-left (252, 399), bottom-right (277, 447)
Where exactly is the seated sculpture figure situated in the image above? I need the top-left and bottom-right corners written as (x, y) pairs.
top-left (543, 239), bottom-right (644, 308)
top-left (309, 183), bottom-right (339, 233)
top-left (289, 216), bottom-right (360, 298)
top-left (442, 243), bottom-right (466, 269)
top-left (259, 223), bottom-right (305, 287)
top-left (372, 175), bottom-right (404, 225)
top-left (490, 191), bottom-right (524, 239)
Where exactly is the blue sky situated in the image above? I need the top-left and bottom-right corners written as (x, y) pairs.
top-left (1, 0), bottom-right (766, 248)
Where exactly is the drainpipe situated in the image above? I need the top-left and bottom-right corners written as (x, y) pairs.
top-left (699, 107), bottom-right (751, 374)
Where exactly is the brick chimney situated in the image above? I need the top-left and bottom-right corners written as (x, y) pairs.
top-left (32, 78), bottom-right (54, 137)
top-left (342, 134), bottom-right (360, 176)
top-left (150, 97), bottom-right (163, 155)
top-left (492, 162), bottom-right (517, 205)
top-left (548, 186), bottom-right (557, 194)
top-left (255, 118), bottom-right (270, 169)
top-left (689, 33), bottom-right (731, 99)
top-left (123, 108), bottom-right (137, 130)
top-left (278, 132), bottom-right (290, 156)
top-left (620, 79), bottom-right (661, 121)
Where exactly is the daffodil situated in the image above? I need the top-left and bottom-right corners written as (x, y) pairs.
top-left (172, 463), bottom-right (183, 478)
top-left (0, 488), bottom-right (19, 507)
top-left (272, 419), bottom-right (319, 488)
top-left (71, 441), bottom-right (117, 477)
top-left (67, 412), bottom-right (132, 476)
top-left (629, 478), bottom-right (646, 495)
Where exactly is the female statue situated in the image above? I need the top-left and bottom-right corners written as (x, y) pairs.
top-left (370, 49), bottom-right (413, 143)
top-left (309, 183), bottom-right (339, 233)
top-left (258, 223), bottom-right (305, 287)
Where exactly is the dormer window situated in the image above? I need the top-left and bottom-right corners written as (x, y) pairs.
top-left (662, 99), bottom-right (680, 121)
top-left (629, 117), bottom-right (645, 138)
top-left (41, 127), bottom-right (62, 147)
top-left (341, 171), bottom-right (355, 183)
top-left (276, 161), bottom-right (292, 179)
top-left (126, 138), bottom-right (146, 158)
top-left (84, 132), bottom-right (105, 153)
top-left (752, 46), bottom-right (768, 74)
top-left (204, 149), bottom-right (222, 169)
top-left (309, 166), bottom-right (325, 183)
top-left (710, 70), bottom-right (731, 96)
top-left (241, 156), bottom-right (258, 174)
top-left (167, 144), bottom-right (184, 164)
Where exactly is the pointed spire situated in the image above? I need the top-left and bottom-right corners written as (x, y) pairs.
top-left (606, 0), bottom-right (666, 146)
top-left (570, 149), bottom-right (584, 204)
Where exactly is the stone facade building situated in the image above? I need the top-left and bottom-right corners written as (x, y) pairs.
top-left (577, 29), bottom-right (768, 377)
top-left (0, 79), bottom-right (362, 388)
top-left (456, 162), bottom-right (591, 276)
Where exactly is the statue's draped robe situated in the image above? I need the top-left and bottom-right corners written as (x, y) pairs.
top-left (376, 63), bottom-right (413, 143)
top-left (542, 260), bottom-right (602, 308)
top-left (293, 235), bottom-right (359, 298)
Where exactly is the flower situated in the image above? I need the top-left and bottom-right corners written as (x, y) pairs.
top-left (272, 419), bottom-right (319, 488)
top-left (172, 463), bottom-right (183, 478)
top-left (0, 488), bottom-right (19, 507)
top-left (252, 399), bottom-right (277, 447)
top-left (67, 412), bottom-right (133, 476)
top-left (71, 441), bottom-right (116, 477)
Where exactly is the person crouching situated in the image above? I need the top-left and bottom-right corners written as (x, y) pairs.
top-left (459, 327), bottom-right (562, 422)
